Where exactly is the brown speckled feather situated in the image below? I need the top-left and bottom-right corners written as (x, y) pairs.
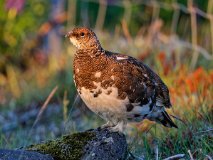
top-left (105, 51), bottom-right (172, 108)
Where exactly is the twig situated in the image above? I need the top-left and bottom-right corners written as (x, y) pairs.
top-left (151, 0), bottom-right (160, 22)
top-left (188, 150), bottom-right (194, 160)
top-left (63, 93), bottom-right (82, 133)
top-left (207, 0), bottom-right (213, 55)
top-left (145, 123), bottom-right (156, 134)
top-left (123, 0), bottom-right (132, 27)
top-left (32, 86), bottom-right (58, 127)
top-left (171, 1), bottom-right (180, 34)
top-left (18, 86), bottom-right (58, 160)
top-left (209, 16), bottom-right (213, 56)
top-left (95, 0), bottom-right (107, 30)
top-left (163, 154), bottom-right (185, 160)
top-left (121, 20), bottom-right (132, 43)
top-left (170, 114), bottom-right (187, 125)
top-left (63, 90), bottom-right (70, 122)
top-left (188, 0), bottom-right (199, 69)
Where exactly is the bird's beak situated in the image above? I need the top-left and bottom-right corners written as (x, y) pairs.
top-left (65, 31), bottom-right (73, 38)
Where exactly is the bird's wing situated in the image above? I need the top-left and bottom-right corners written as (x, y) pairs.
top-left (107, 51), bottom-right (172, 108)
top-left (142, 64), bottom-right (172, 108)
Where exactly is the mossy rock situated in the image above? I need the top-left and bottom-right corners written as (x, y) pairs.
top-left (26, 128), bottom-right (129, 160)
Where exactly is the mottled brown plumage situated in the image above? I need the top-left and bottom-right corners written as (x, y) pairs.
top-left (66, 27), bottom-right (177, 132)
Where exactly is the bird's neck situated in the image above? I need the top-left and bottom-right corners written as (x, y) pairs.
top-left (76, 46), bottom-right (104, 58)
top-left (73, 45), bottom-right (107, 71)
top-left (76, 41), bottom-right (104, 58)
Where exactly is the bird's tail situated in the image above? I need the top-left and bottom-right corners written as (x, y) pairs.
top-left (156, 111), bottom-right (178, 128)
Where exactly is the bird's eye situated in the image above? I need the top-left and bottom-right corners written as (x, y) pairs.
top-left (80, 32), bottom-right (85, 37)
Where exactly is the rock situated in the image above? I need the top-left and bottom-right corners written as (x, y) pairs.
top-left (0, 149), bottom-right (54, 160)
top-left (26, 128), bottom-right (130, 160)
top-left (82, 128), bottom-right (128, 160)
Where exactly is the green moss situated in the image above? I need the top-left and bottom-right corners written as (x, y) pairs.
top-left (26, 131), bottom-right (95, 160)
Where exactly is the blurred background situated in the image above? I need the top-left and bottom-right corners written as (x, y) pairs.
top-left (0, 0), bottom-right (212, 159)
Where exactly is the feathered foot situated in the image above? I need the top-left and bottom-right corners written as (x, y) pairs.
top-left (108, 121), bottom-right (126, 133)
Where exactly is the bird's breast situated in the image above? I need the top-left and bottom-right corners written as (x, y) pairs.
top-left (73, 58), bottom-right (129, 120)
top-left (78, 81), bottom-right (129, 121)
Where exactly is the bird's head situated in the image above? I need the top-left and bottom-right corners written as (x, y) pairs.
top-left (65, 27), bottom-right (101, 50)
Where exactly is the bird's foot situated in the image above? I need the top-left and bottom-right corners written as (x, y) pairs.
top-left (100, 121), bottom-right (114, 129)
top-left (108, 121), bottom-right (126, 133)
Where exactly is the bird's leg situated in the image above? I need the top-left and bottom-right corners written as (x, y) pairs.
top-left (109, 121), bottom-right (126, 133)
top-left (101, 121), bottom-right (114, 129)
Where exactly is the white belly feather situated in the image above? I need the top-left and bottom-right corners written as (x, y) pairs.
top-left (79, 82), bottom-right (129, 121)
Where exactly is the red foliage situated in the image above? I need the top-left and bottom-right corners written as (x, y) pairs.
top-left (185, 67), bottom-right (211, 93)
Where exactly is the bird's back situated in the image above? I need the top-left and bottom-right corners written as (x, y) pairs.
top-left (105, 51), bottom-right (172, 107)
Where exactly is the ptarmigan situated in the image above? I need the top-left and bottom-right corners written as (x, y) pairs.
top-left (66, 27), bottom-right (177, 132)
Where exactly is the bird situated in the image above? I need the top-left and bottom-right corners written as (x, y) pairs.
top-left (65, 27), bottom-right (177, 132)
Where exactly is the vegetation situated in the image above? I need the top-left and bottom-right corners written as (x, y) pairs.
top-left (27, 131), bottom-right (95, 160)
top-left (0, 0), bottom-right (212, 159)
